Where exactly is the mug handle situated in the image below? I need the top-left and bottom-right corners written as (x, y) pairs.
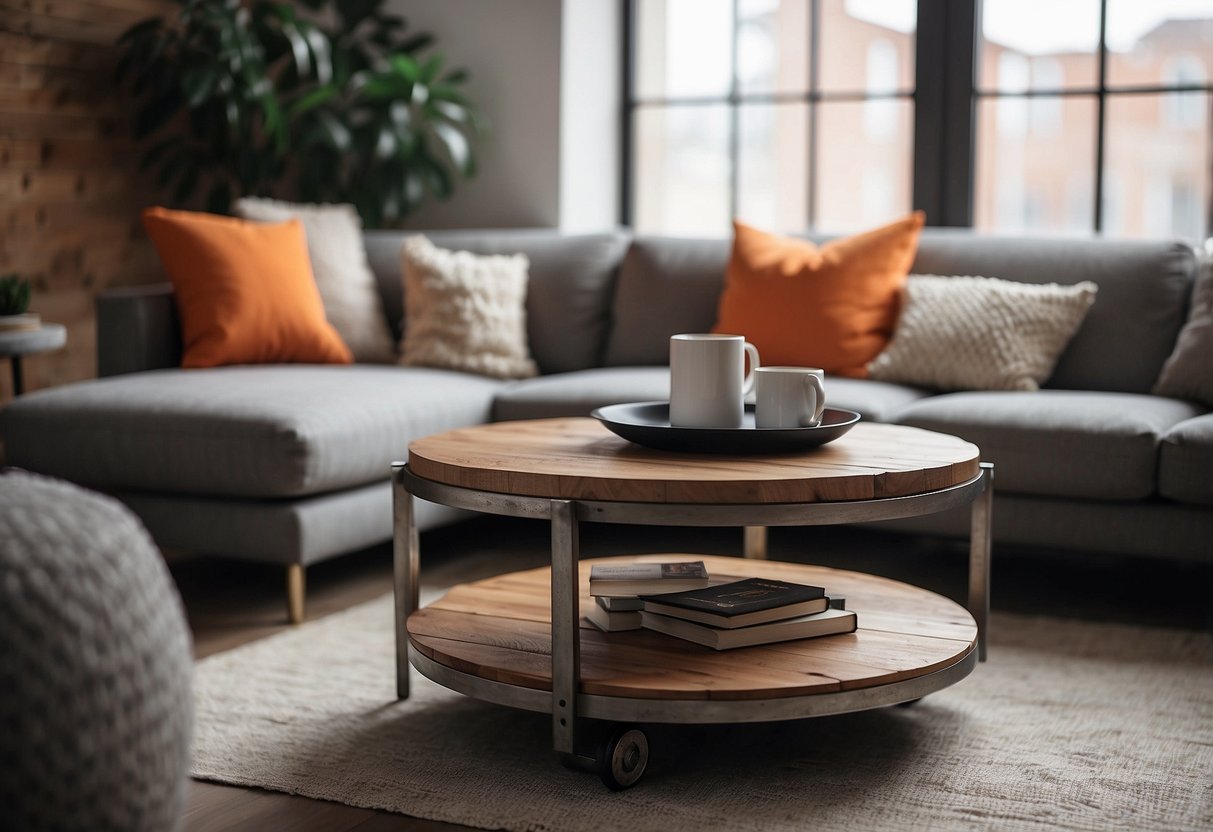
top-left (741, 342), bottom-right (761, 397)
top-left (801, 373), bottom-right (826, 427)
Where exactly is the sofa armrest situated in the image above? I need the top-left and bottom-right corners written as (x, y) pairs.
top-left (96, 284), bottom-right (182, 377)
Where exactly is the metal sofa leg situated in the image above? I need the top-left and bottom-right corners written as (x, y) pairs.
top-left (287, 564), bottom-right (306, 624)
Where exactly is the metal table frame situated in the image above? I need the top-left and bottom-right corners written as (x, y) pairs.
top-left (392, 461), bottom-right (993, 757)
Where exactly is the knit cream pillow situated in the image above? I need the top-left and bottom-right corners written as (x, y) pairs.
top-left (399, 236), bottom-right (538, 379)
top-left (234, 198), bottom-right (397, 363)
top-left (868, 274), bottom-right (1098, 391)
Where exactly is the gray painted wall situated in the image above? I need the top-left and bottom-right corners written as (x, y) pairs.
top-left (387, 0), bottom-right (620, 231)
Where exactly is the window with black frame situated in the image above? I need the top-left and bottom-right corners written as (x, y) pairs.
top-left (625, 0), bottom-right (1213, 242)
top-left (626, 0), bottom-right (917, 236)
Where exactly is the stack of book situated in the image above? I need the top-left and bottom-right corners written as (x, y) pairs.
top-left (639, 577), bottom-right (855, 650)
top-left (585, 561), bottom-right (857, 649)
top-left (586, 561), bottom-right (717, 632)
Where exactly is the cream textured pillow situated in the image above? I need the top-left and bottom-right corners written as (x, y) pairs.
top-left (399, 235), bottom-right (538, 379)
top-left (1153, 250), bottom-right (1213, 406)
top-left (234, 197), bottom-right (396, 363)
top-left (868, 274), bottom-right (1098, 391)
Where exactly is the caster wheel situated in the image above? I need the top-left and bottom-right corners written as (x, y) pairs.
top-left (597, 727), bottom-right (649, 790)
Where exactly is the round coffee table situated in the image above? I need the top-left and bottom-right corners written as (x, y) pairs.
top-left (393, 418), bottom-right (992, 788)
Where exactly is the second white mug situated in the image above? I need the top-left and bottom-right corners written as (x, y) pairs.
top-left (669, 333), bottom-right (761, 428)
top-left (755, 366), bottom-right (826, 428)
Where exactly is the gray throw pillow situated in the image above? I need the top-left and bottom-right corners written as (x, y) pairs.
top-left (1153, 250), bottom-right (1213, 407)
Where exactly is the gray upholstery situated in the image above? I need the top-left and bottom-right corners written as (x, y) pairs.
top-left (118, 481), bottom-right (466, 566)
top-left (2, 365), bottom-right (501, 498)
top-left (96, 283), bottom-right (181, 376)
top-left (1159, 413), bottom-right (1213, 507)
top-left (875, 492), bottom-right (1213, 561)
top-left (0, 472), bottom-right (193, 830)
top-left (910, 231), bottom-right (1195, 393)
top-left (494, 366), bottom-right (671, 421)
top-left (894, 391), bottom-right (1203, 500)
top-left (823, 377), bottom-right (932, 422)
top-left (365, 229), bottom-right (629, 375)
top-left (604, 236), bottom-right (732, 366)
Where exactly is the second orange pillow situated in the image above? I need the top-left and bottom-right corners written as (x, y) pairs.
top-left (713, 212), bottom-right (925, 378)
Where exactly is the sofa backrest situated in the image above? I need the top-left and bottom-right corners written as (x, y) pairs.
top-left (363, 228), bottom-right (630, 375)
top-left (604, 229), bottom-right (1196, 394)
top-left (911, 231), bottom-right (1195, 393)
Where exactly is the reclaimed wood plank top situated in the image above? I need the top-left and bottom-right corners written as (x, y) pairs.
top-left (407, 418), bottom-right (980, 504)
top-left (408, 554), bottom-right (977, 701)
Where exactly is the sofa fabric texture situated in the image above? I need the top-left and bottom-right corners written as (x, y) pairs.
top-left (868, 275), bottom-right (1097, 391)
top-left (1159, 414), bottom-right (1213, 507)
top-left (3, 365), bottom-right (501, 498)
top-left (895, 391), bottom-right (1203, 501)
top-left (0, 472), bottom-right (193, 831)
top-left (234, 198), bottom-right (397, 364)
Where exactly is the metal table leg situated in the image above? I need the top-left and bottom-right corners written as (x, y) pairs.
top-left (393, 464), bottom-right (419, 699)
top-left (968, 463), bottom-right (994, 662)
top-left (550, 500), bottom-right (581, 754)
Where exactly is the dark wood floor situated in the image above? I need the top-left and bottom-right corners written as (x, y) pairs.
top-left (174, 517), bottom-right (1213, 831)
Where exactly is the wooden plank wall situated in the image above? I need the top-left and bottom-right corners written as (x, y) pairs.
top-left (0, 0), bottom-right (172, 403)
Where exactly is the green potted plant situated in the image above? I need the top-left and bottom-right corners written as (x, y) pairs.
top-left (0, 275), bottom-right (38, 333)
top-left (116, 0), bottom-right (483, 227)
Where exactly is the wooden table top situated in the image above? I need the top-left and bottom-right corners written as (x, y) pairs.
top-left (408, 554), bottom-right (977, 701)
top-left (408, 418), bottom-right (980, 504)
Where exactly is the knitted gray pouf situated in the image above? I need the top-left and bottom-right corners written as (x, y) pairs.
top-left (0, 471), bottom-right (193, 831)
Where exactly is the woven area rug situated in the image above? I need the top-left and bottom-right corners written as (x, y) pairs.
top-left (193, 595), bottom-right (1213, 832)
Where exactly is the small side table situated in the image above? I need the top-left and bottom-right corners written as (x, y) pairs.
top-left (0, 324), bottom-right (67, 395)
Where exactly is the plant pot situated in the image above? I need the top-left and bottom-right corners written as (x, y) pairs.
top-left (0, 313), bottom-right (41, 333)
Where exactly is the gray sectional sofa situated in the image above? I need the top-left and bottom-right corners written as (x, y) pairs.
top-left (4, 227), bottom-right (1210, 619)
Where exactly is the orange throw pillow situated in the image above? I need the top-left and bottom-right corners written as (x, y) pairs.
top-left (713, 212), bottom-right (925, 378)
top-left (142, 207), bottom-right (352, 368)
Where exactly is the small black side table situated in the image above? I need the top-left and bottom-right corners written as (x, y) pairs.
top-left (0, 324), bottom-right (67, 395)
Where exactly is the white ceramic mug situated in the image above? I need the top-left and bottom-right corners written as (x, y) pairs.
top-left (669, 334), bottom-right (761, 428)
top-left (755, 366), bottom-right (826, 428)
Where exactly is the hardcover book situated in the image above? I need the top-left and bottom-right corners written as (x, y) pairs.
top-left (640, 577), bottom-right (828, 628)
top-left (596, 596), bottom-right (645, 612)
top-left (585, 603), bottom-right (642, 632)
top-left (640, 607), bottom-right (857, 650)
top-left (588, 561), bottom-right (711, 597)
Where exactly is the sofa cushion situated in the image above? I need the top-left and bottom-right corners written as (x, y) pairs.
top-left (713, 213), bottom-right (924, 377)
top-left (1, 366), bottom-right (501, 498)
top-left (1153, 253), bottom-right (1213, 407)
top-left (234, 198), bottom-right (398, 363)
top-left (364, 229), bottom-right (629, 375)
top-left (894, 391), bottom-right (1203, 500)
top-left (909, 231), bottom-right (1195, 394)
top-left (604, 237), bottom-right (732, 366)
top-left (141, 207), bottom-right (353, 368)
top-left (1159, 414), bottom-right (1213, 507)
top-left (493, 367), bottom-right (671, 421)
top-left (399, 236), bottom-right (538, 379)
top-left (823, 377), bottom-right (932, 423)
top-left (868, 274), bottom-right (1097, 391)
